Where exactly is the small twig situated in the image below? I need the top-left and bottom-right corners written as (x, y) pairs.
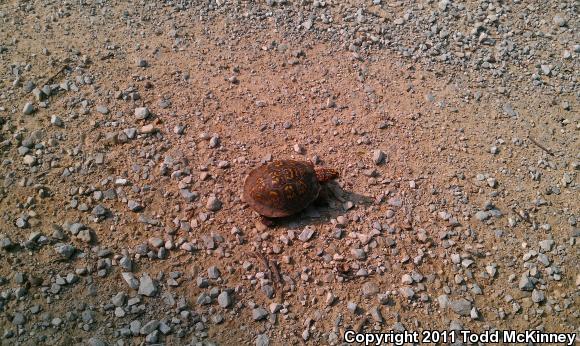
top-left (253, 251), bottom-right (270, 273)
top-left (43, 65), bottom-right (67, 86)
top-left (269, 260), bottom-right (282, 288)
top-left (100, 52), bottom-right (114, 61)
top-left (527, 135), bottom-right (554, 156)
top-left (253, 251), bottom-right (281, 288)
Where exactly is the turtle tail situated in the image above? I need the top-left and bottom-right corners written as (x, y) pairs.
top-left (315, 167), bottom-right (339, 183)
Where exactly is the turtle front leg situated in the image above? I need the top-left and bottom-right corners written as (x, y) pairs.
top-left (260, 216), bottom-right (275, 228)
top-left (313, 188), bottom-right (330, 206)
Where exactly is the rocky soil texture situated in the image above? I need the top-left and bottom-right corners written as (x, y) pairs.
top-left (0, 0), bottom-right (578, 345)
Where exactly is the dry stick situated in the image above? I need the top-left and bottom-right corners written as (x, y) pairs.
top-left (253, 251), bottom-right (270, 274)
top-left (42, 65), bottom-right (67, 87)
top-left (269, 258), bottom-right (282, 285)
top-left (253, 251), bottom-right (281, 289)
top-left (527, 135), bottom-right (554, 156)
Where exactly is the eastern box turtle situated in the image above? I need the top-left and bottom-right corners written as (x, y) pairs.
top-left (243, 160), bottom-right (339, 224)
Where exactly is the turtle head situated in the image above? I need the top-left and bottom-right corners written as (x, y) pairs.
top-left (315, 167), bottom-right (339, 183)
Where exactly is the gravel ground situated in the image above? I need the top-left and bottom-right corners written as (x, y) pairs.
top-left (0, 0), bottom-right (578, 345)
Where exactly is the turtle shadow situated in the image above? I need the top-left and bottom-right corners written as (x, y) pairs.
top-left (270, 182), bottom-right (374, 229)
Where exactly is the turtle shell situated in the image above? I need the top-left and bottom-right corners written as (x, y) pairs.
top-left (243, 160), bottom-right (321, 218)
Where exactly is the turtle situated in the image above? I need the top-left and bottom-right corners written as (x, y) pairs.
top-left (243, 160), bottom-right (339, 226)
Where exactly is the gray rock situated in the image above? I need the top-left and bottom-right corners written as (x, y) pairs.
top-left (138, 274), bottom-right (157, 296)
top-left (401, 274), bottom-right (413, 284)
top-left (92, 205), bottom-right (108, 217)
top-left (362, 282), bottom-right (379, 297)
top-left (531, 289), bottom-right (545, 303)
top-left (256, 334), bottom-right (269, 346)
top-left (32, 88), bottom-right (45, 101)
top-left (388, 197), bottom-right (402, 207)
top-left (87, 338), bottom-right (106, 346)
top-left (208, 266), bottom-right (221, 279)
top-left (410, 272), bottom-right (423, 282)
top-left (127, 200), bottom-right (143, 212)
top-left (302, 329), bottom-right (310, 341)
top-left (438, 0), bottom-right (449, 10)
top-left (437, 295), bottom-right (449, 309)
top-left (399, 287), bottom-right (415, 299)
top-left (12, 312), bottom-right (26, 325)
top-left (197, 292), bottom-right (212, 305)
top-left (50, 115), bottom-right (63, 127)
top-left (217, 291), bottom-right (232, 308)
top-left (474, 211), bottom-right (490, 221)
top-left (119, 257), bottom-right (133, 271)
top-left (325, 292), bottom-right (336, 306)
top-left (370, 306), bottom-right (383, 323)
top-left (351, 248), bottom-right (366, 260)
top-left (356, 268), bottom-right (368, 277)
top-left (159, 322), bottom-right (171, 335)
top-left (69, 222), bottom-right (85, 235)
top-left (15, 218), bottom-right (28, 228)
top-left (293, 143), bottom-right (305, 154)
top-left (206, 196), bottom-right (222, 211)
top-left (77, 229), bottom-right (92, 243)
top-left (148, 237), bottom-right (163, 248)
top-left (112, 292), bottom-right (126, 307)
top-left (174, 125), bottom-right (185, 135)
top-left (537, 253), bottom-right (550, 267)
top-left (298, 227), bottom-right (315, 242)
top-left (180, 189), bottom-right (198, 202)
top-left (252, 307), bottom-right (268, 321)
top-left (373, 149), bottom-right (385, 164)
top-left (41, 85), bottom-right (51, 96)
top-left (539, 239), bottom-right (554, 252)
top-left (134, 107), bottom-right (150, 120)
top-left (202, 235), bottom-right (215, 250)
top-left (261, 285), bottom-right (274, 298)
top-left (22, 102), bottom-right (34, 115)
top-left (347, 301), bottom-right (357, 313)
top-left (114, 307), bottom-right (125, 317)
top-left (96, 105), bottom-right (109, 114)
top-left (145, 330), bottom-right (159, 343)
top-left (197, 276), bottom-right (209, 288)
top-left (540, 65), bottom-right (551, 76)
top-left (0, 237), bottom-right (13, 249)
top-left (553, 14), bottom-right (567, 27)
top-left (124, 128), bottom-right (137, 139)
top-left (519, 275), bottom-right (534, 291)
top-left (54, 243), bottom-right (75, 259)
top-left (209, 135), bottom-right (220, 148)
top-left (486, 265), bottom-right (497, 278)
top-left (14, 272), bottom-right (26, 285)
top-left (17, 146), bottom-right (30, 156)
top-left (22, 155), bottom-right (36, 166)
top-left (159, 99), bottom-right (171, 109)
top-left (140, 320), bottom-right (160, 335)
top-left (502, 103), bottom-right (517, 117)
top-left (269, 302), bottom-right (282, 313)
top-left (448, 299), bottom-right (472, 316)
top-left (130, 320), bottom-right (141, 336)
top-left (122, 272), bottom-right (139, 290)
